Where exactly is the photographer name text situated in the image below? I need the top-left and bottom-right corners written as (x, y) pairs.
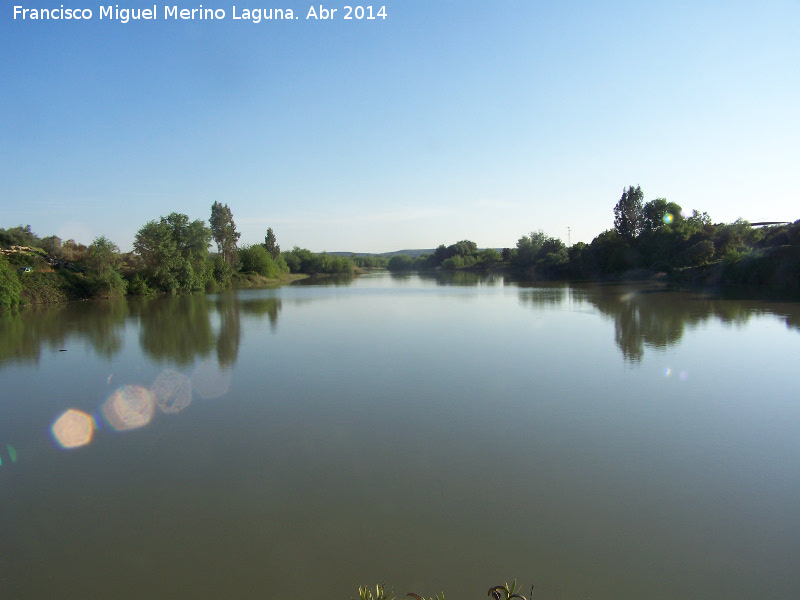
top-left (12, 4), bottom-right (387, 23)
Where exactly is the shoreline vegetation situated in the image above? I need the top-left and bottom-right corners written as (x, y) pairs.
top-left (2, 187), bottom-right (799, 310)
top-left (357, 580), bottom-right (531, 600)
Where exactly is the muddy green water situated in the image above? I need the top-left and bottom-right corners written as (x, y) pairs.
top-left (1, 272), bottom-right (799, 599)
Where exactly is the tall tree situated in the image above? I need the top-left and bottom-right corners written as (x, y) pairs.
top-left (209, 202), bottom-right (241, 266)
top-left (642, 198), bottom-right (683, 232)
top-left (86, 236), bottom-right (121, 274)
top-left (41, 235), bottom-right (62, 257)
top-left (87, 236), bottom-right (127, 298)
top-left (263, 227), bottom-right (281, 260)
top-left (134, 219), bottom-right (182, 292)
top-left (164, 213), bottom-right (211, 271)
top-left (614, 185), bottom-right (645, 241)
top-left (133, 213), bottom-right (211, 292)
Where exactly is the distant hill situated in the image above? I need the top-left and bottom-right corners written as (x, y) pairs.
top-left (328, 249), bottom-right (435, 258)
top-left (329, 248), bottom-right (503, 258)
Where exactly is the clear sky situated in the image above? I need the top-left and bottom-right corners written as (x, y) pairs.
top-left (1, 0), bottom-right (798, 253)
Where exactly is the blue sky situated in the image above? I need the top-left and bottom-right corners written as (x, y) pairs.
top-left (1, 0), bottom-right (798, 252)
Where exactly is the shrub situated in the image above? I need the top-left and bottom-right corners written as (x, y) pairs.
top-left (686, 239), bottom-right (715, 266)
top-left (239, 244), bottom-right (283, 278)
top-left (0, 256), bottom-right (22, 310)
top-left (127, 274), bottom-right (155, 296)
top-left (387, 254), bottom-right (415, 271)
top-left (212, 254), bottom-right (234, 287)
top-left (18, 272), bottom-right (68, 305)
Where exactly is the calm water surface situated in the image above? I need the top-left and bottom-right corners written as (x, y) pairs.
top-left (1, 273), bottom-right (799, 599)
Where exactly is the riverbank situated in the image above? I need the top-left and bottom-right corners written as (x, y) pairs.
top-left (232, 272), bottom-right (309, 288)
top-left (10, 269), bottom-right (309, 307)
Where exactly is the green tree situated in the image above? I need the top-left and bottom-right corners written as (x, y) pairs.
top-left (86, 236), bottom-right (121, 273)
top-left (133, 214), bottom-right (211, 293)
top-left (614, 185), bottom-right (644, 241)
top-left (134, 219), bottom-right (182, 292)
top-left (512, 230), bottom-right (547, 268)
top-left (212, 254), bottom-right (234, 287)
top-left (239, 244), bottom-right (282, 278)
top-left (263, 227), bottom-right (281, 260)
top-left (41, 235), bottom-right (63, 257)
top-left (210, 202), bottom-right (241, 267)
top-left (450, 240), bottom-right (478, 257)
top-left (0, 225), bottom-right (40, 249)
top-left (164, 212), bottom-right (212, 281)
top-left (642, 198), bottom-right (684, 232)
top-left (86, 236), bottom-right (127, 298)
top-left (60, 239), bottom-right (88, 262)
top-left (686, 239), bottom-right (715, 266)
top-left (387, 254), bottom-right (415, 271)
top-left (479, 248), bottom-right (501, 267)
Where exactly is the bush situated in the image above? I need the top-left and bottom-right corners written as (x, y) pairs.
top-left (126, 274), bottom-right (155, 296)
top-left (686, 239), bottom-right (715, 266)
top-left (0, 256), bottom-right (22, 310)
top-left (212, 254), bottom-right (234, 287)
top-left (387, 254), bottom-right (415, 271)
top-left (441, 255), bottom-right (477, 270)
top-left (281, 247), bottom-right (353, 275)
top-left (18, 272), bottom-right (69, 305)
top-left (239, 244), bottom-right (283, 278)
top-left (88, 269), bottom-right (128, 298)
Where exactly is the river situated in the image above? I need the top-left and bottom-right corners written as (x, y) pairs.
top-left (1, 272), bottom-right (799, 599)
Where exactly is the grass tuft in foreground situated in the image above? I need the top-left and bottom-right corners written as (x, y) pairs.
top-left (357, 580), bottom-right (534, 600)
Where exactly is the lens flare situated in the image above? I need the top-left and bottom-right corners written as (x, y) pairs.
top-left (7, 444), bottom-right (17, 463)
top-left (52, 409), bottom-right (96, 449)
top-left (191, 360), bottom-right (232, 400)
top-left (153, 370), bottom-right (192, 414)
top-left (664, 367), bottom-right (672, 377)
top-left (663, 213), bottom-right (674, 224)
top-left (102, 385), bottom-right (155, 431)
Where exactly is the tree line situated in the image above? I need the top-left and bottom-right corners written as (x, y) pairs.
top-left (0, 202), bottom-right (356, 309)
top-left (2, 186), bottom-right (799, 310)
top-left (384, 185), bottom-right (800, 290)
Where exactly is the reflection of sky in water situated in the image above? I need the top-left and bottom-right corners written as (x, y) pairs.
top-left (190, 359), bottom-right (231, 400)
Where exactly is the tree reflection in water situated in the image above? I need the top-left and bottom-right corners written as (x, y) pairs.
top-left (0, 292), bottom-right (284, 372)
top-left (2, 292), bottom-right (283, 459)
top-left (518, 282), bottom-right (800, 362)
top-left (215, 291), bottom-right (241, 368)
top-left (134, 295), bottom-right (215, 366)
top-left (0, 299), bottom-right (129, 367)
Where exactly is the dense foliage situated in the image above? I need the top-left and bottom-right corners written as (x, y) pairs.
top-left (0, 255), bottom-right (23, 310)
top-left (351, 254), bottom-right (389, 269)
top-left (0, 206), bottom-right (295, 307)
top-left (133, 213), bottom-right (213, 293)
top-left (282, 247), bottom-right (355, 275)
top-left (382, 186), bottom-right (799, 291)
top-left (238, 244), bottom-right (288, 278)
